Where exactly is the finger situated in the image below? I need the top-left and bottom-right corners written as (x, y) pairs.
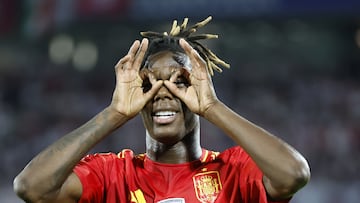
top-left (115, 55), bottom-right (130, 67)
top-left (179, 39), bottom-right (200, 61)
top-left (115, 55), bottom-right (131, 71)
top-left (147, 71), bottom-right (158, 85)
top-left (133, 38), bottom-right (149, 70)
top-left (163, 80), bottom-right (185, 99)
top-left (125, 40), bottom-right (141, 66)
top-left (179, 38), bottom-right (204, 68)
top-left (168, 69), bottom-right (183, 83)
top-left (143, 80), bottom-right (163, 101)
top-left (179, 38), bottom-right (192, 55)
top-left (139, 69), bottom-right (157, 84)
top-left (115, 40), bottom-right (140, 71)
top-left (128, 40), bottom-right (141, 56)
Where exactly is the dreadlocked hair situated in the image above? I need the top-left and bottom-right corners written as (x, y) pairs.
top-left (140, 16), bottom-right (230, 76)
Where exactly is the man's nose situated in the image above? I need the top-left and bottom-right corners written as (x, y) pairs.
top-left (154, 85), bottom-right (173, 101)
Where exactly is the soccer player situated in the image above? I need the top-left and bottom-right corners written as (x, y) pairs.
top-left (14, 16), bottom-right (310, 203)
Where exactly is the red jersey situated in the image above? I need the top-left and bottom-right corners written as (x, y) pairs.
top-left (74, 146), bottom-right (290, 203)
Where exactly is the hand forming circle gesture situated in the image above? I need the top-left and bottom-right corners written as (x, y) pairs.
top-left (110, 38), bottom-right (162, 118)
top-left (164, 39), bottom-right (219, 116)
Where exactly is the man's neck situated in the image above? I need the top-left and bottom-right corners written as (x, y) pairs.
top-left (146, 133), bottom-right (202, 164)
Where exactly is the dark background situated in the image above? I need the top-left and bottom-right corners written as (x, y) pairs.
top-left (1, 0), bottom-right (360, 202)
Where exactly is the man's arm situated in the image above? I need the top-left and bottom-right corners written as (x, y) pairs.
top-left (13, 38), bottom-right (162, 202)
top-left (166, 39), bottom-right (310, 200)
top-left (13, 107), bottom-right (129, 202)
top-left (203, 101), bottom-right (310, 199)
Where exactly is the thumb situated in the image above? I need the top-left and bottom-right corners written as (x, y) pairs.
top-left (144, 80), bottom-right (163, 100)
top-left (163, 80), bottom-right (185, 99)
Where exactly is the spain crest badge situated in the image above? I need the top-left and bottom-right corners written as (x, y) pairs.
top-left (192, 171), bottom-right (222, 203)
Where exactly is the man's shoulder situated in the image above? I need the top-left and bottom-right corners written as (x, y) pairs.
top-left (222, 145), bottom-right (245, 154)
top-left (81, 149), bottom-right (144, 162)
top-left (78, 149), bottom-right (147, 170)
top-left (206, 146), bottom-right (248, 163)
top-left (215, 146), bottom-right (245, 157)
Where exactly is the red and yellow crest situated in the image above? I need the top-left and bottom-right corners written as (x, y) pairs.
top-left (192, 171), bottom-right (222, 203)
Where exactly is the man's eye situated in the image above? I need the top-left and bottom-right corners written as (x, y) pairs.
top-left (142, 79), bottom-right (151, 92)
top-left (174, 79), bottom-right (188, 88)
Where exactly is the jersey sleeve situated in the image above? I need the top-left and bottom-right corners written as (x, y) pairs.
top-left (228, 146), bottom-right (291, 203)
top-left (73, 153), bottom-right (122, 203)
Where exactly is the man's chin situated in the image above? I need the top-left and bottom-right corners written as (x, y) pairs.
top-left (152, 129), bottom-right (185, 145)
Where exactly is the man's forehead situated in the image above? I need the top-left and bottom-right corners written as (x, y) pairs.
top-left (149, 57), bottom-right (181, 68)
top-left (147, 51), bottom-right (191, 71)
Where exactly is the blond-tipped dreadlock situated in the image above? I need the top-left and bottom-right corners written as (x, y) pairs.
top-left (140, 16), bottom-right (230, 76)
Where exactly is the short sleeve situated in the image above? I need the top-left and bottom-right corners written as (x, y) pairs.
top-left (73, 153), bottom-right (117, 203)
top-left (225, 147), bottom-right (290, 203)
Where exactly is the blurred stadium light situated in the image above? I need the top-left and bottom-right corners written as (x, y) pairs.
top-left (1, 1), bottom-right (360, 203)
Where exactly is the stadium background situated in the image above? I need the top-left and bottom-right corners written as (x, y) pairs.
top-left (0, 0), bottom-right (359, 202)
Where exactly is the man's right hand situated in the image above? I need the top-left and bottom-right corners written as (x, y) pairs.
top-left (110, 38), bottom-right (163, 118)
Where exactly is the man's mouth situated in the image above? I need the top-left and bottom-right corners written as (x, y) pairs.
top-left (153, 111), bottom-right (177, 124)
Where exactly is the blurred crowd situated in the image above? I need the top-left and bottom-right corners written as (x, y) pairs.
top-left (1, 0), bottom-right (360, 202)
top-left (1, 46), bottom-right (359, 202)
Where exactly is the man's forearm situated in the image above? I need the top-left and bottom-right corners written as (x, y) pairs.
top-left (14, 107), bottom-right (129, 201)
top-left (204, 101), bottom-right (310, 197)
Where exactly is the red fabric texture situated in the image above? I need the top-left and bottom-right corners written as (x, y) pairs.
top-left (73, 146), bottom-right (291, 203)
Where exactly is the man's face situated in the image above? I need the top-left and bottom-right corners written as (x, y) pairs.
top-left (140, 51), bottom-right (198, 145)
